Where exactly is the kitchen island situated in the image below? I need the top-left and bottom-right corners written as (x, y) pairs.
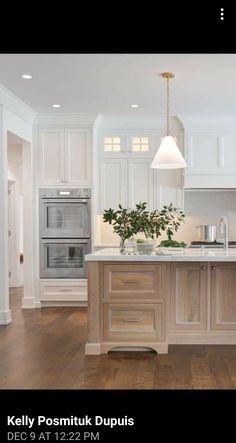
top-left (85, 248), bottom-right (236, 354)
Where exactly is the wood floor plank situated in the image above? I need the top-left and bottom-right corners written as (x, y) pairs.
top-left (0, 288), bottom-right (236, 389)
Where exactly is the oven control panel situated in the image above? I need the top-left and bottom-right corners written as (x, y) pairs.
top-left (39, 188), bottom-right (91, 198)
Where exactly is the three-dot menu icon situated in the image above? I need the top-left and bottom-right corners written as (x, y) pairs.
top-left (220, 8), bottom-right (224, 20)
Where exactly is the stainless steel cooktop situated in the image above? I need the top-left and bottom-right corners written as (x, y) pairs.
top-left (190, 241), bottom-right (236, 248)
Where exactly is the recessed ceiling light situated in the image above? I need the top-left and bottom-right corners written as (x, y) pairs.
top-left (52, 104), bottom-right (61, 108)
top-left (130, 104), bottom-right (139, 108)
top-left (21, 74), bottom-right (32, 79)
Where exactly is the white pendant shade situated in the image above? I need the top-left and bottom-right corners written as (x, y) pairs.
top-left (151, 135), bottom-right (187, 169)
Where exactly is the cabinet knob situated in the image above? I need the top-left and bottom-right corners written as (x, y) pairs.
top-left (211, 266), bottom-right (216, 270)
top-left (201, 266), bottom-right (206, 270)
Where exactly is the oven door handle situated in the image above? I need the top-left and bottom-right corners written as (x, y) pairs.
top-left (41, 199), bottom-right (89, 204)
top-left (41, 239), bottom-right (90, 244)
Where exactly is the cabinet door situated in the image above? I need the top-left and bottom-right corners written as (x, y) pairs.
top-left (39, 128), bottom-right (65, 185)
top-left (65, 128), bottom-right (91, 186)
top-left (154, 169), bottom-right (183, 210)
top-left (126, 133), bottom-right (154, 156)
top-left (128, 158), bottom-right (154, 209)
top-left (211, 263), bottom-right (236, 329)
top-left (99, 134), bottom-right (125, 156)
top-left (170, 263), bottom-right (207, 330)
top-left (184, 132), bottom-right (236, 188)
top-left (99, 159), bottom-right (126, 211)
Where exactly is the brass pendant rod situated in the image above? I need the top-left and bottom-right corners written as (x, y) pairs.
top-left (160, 72), bottom-right (174, 136)
top-left (166, 76), bottom-right (170, 135)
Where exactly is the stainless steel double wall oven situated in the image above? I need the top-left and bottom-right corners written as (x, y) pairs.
top-left (39, 188), bottom-right (91, 278)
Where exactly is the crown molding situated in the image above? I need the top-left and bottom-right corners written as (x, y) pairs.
top-left (178, 115), bottom-right (236, 131)
top-left (35, 113), bottom-right (99, 127)
top-left (96, 116), bottom-right (182, 131)
top-left (0, 82), bottom-right (36, 124)
top-left (93, 113), bottom-right (103, 129)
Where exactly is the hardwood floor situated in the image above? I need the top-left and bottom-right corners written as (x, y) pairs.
top-left (1, 287), bottom-right (236, 389)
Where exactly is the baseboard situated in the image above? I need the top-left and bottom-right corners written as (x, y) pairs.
top-left (35, 301), bottom-right (42, 308)
top-left (21, 297), bottom-right (36, 309)
top-left (0, 309), bottom-right (12, 325)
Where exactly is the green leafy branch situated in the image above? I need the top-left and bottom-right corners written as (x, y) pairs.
top-left (103, 202), bottom-right (185, 242)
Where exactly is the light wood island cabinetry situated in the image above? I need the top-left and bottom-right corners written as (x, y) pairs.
top-left (170, 262), bottom-right (207, 330)
top-left (210, 263), bottom-right (236, 330)
top-left (86, 262), bottom-right (169, 354)
top-left (85, 251), bottom-right (236, 354)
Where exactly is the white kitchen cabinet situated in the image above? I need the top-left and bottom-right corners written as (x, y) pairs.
top-left (65, 128), bottom-right (91, 186)
top-left (39, 128), bottom-right (65, 186)
top-left (99, 158), bottom-right (126, 211)
top-left (184, 132), bottom-right (236, 188)
top-left (99, 132), bottom-right (156, 157)
top-left (99, 158), bottom-right (154, 212)
top-left (38, 127), bottom-right (91, 186)
top-left (39, 279), bottom-right (87, 303)
top-left (128, 158), bottom-right (154, 210)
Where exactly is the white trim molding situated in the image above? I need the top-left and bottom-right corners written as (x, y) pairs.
top-left (21, 297), bottom-right (36, 309)
top-left (35, 113), bottom-right (99, 127)
top-left (0, 309), bottom-right (12, 325)
top-left (97, 116), bottom-right (181, 131)
top-left (178, 115), bottom-right (236, 131)
top-left (0, 82), bottom-right (36, 124)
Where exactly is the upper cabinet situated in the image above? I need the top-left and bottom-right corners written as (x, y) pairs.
top-left (39, 128), bottom-right (65, 186)
top-left (99, 131), bottom-right (156, 157)
top-left (97, 127), bottom-right (184, 213)
top-left (99, 158), bottom-right (154, 212)
top-left (182, 117), bottom-right (236, 188)
top-left (38, 127), bottom-right (91, 186)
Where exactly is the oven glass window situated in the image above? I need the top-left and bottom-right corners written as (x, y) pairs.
top-left (46, 204), bottom-right (88, 230)
top-left (47, 245), bottom-right (85, 269)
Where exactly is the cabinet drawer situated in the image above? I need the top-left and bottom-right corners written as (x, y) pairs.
top-left (103, 264), bottom-right (162, 299)
top-left (103, 303), bottom-right (162, 339)
top-left (40, 280), bottom-right (87, 301)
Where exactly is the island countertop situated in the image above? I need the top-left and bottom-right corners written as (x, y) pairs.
top-left (85, 247), bottom-right (236, 262)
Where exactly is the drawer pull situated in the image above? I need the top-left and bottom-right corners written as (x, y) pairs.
top-left (60, 288), bottom-right (73, 292)
top-left (122, 318), bottom-right (143, 323)
top-left (211, 266), bottom-right (216, 270)
top-left (201, 266), bottom-right (206, 270)
top-left (123, 280), bottom-right (141, 284)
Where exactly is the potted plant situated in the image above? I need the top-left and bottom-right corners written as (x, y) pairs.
top-left (103, 202), bottom-right (150, 253)
top-left (103, 202), bottom-right (186, 254)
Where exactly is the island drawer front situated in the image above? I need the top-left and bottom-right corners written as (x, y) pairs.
top-left (103, 303), bottom-right (162, 339)
top-left (103, 264), bottom-right (162, 299)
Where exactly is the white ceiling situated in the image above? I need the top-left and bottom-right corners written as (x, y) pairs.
top-left (0, 54), bottom-right (236, 116)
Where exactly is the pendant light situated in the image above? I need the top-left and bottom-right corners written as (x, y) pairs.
top-left (151, 72), bottom-right (187, 169)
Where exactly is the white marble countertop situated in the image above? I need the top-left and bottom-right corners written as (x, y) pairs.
top-left (85, 248), bottom-right (236, 262)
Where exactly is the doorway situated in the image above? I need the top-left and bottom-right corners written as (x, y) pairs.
top-left (7, 131), bottom-right (34, 313)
